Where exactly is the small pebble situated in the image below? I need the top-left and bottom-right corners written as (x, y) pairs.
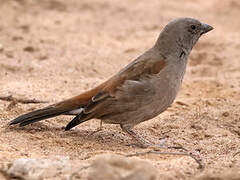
top-left (23, 46), bottom-right (35, 52)
top-left (222, 112), bottom-right (230, 117)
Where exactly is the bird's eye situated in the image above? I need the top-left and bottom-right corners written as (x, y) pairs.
top-left (191, 25), bottom-right (196, 30)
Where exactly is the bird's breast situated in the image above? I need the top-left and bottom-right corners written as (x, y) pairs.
top-left (151, 62), bottom-right (187, 111)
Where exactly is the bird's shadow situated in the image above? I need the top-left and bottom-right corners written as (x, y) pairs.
top-left (5, 122), bottom-right (64, 133)
top-left (4, 121), bottom-right (132, 148)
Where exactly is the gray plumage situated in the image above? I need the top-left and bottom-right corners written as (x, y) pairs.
top-left (9, 17), bottom-right (213, 146)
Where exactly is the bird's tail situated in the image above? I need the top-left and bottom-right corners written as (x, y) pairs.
top-left (9, 98), bottom-right (84, 127)
top-left (9, 81), bottom-right (107, 127)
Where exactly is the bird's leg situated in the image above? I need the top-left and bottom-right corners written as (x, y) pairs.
top-left (124, 129), bottom-right (151, 148)
top-left (88, 120), bottom-right (103, 136)
top-left (121, 125), bottom-right (187, 150)
top-left (121, 125), bottom-right (204, 168)
top-left (121, 125), bottom-right (154, 148)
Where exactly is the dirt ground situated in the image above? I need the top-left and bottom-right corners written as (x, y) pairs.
top-left (0, 0), bottom-right (240, 179)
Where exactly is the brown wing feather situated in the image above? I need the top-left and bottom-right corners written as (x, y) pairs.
top-left (10, 49), bottom-right (166, 129)
top-left (103, 55), bottom-right (166, 93)
top-left (65, 52), bottom-right (166, 130)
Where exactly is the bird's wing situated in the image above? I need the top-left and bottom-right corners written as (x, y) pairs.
top-left (65, 51), bottom-right (166, 130)
top-left (10, 49), bottom-right (166, 128)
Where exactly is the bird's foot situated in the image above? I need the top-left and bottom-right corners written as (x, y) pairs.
top-left (126, 147), bottom-right (204, 169)
top-left (88, 128), bottom-right (102, 137)
top-left (122, 127), bottom-right (182, 150)
top-left (127, 140), bottom-right (187, 151)
top-left (122, 128), bottom-right (153, 148)
top-left (122, 127), bottom-right (204, 168)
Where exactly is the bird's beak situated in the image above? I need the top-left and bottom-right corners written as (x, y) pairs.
top-left (200, 23), bottom-right (214, 35)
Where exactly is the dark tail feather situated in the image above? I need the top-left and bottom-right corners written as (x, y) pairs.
top-left (65, 113), bottom-right (91, 131)
top-left (9, 105), bottom-right (70, 127)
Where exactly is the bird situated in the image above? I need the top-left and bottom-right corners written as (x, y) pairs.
top-left (9, 17), bottom-right (213, 147)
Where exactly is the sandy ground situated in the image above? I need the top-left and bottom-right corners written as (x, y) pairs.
top-left (0, 0), bottom-right (240, 179)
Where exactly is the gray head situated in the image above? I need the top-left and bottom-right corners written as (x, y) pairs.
top-left (155, 17), bottom-right (213, 59)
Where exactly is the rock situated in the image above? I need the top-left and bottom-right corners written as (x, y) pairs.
top-left (191, 124), bottom-right (203, 130)
top-left (176, 101), bottom-right (189, 106)
top-left (88, 154), bottom-right (157, 180)
top-left (222, 111), bottom-right (230, 117)
top-left (6, 157), bottom-right (71, 180)
top-left (23, 46), bottom-right (35, 52)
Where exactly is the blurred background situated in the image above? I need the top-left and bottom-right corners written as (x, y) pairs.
top-left (0, 0), bottom-right (239, 179)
